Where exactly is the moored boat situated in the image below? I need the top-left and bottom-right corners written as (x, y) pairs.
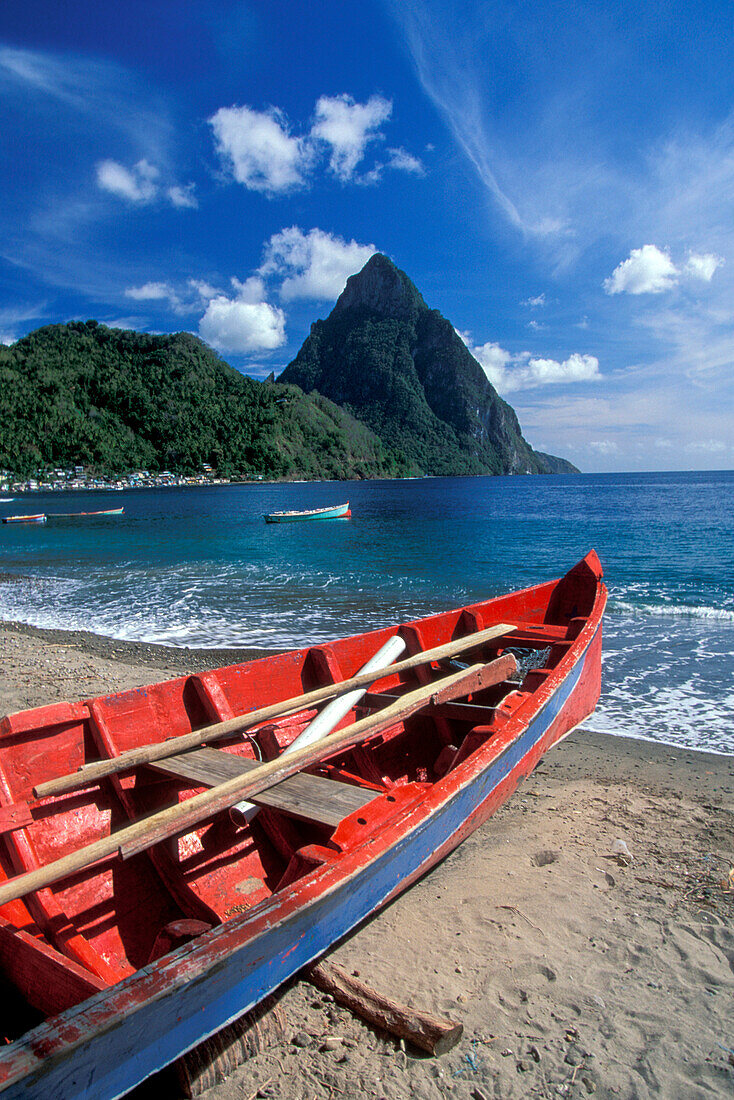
top-left (1, 514), bottom-right (46, 524)
top-left (264, 501), bottom-right (351, 523)
top-left (0, 552), bottom-right (606, 1098)
top-left (45, 508), bottom-right (125, 519)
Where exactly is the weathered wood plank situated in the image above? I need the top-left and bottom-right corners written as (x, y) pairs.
top-left (152, 748), bottom-right (377, 827)
top-left (0, 801), bottom-right (33, 835)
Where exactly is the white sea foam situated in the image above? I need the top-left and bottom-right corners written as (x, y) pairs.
top-left (609, 599), bottom-right (734, 622)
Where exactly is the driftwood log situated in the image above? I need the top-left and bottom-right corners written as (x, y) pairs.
top-left (306, 959), bottom-right (463, 1056)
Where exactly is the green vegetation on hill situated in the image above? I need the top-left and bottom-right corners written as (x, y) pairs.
top-left (0, 322), bottom-right (405, 480)
top-left (280, 254), bottom-right (579, 476)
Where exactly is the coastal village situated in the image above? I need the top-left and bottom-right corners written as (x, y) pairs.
top-left (0, 464), bottom-right (236, 494)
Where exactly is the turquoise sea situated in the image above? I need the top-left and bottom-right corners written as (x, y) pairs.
top-left (1, 471), bottom-right (732, 755)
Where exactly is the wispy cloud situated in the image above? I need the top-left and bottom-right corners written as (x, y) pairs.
top-left (97, 159), bottom-right (159, 204)
top-left (389, 3), bottom-right (528, 232)
top-left (96, 158), bottom-right (197, 208)
top-left (0, 45), bottom-right (171, 157)
top-left (167, 183), bottom-right (198, 209)
top-left (685, 251), bottom-right (723, 282)
top-left (386, 147), bottom-right (425, 174)
top-left (0, 42), bottom-right (200, 308)
top-left (125, 281), bottom-right (186, 314)
top-left (512, 355), bottom-right (734, 471)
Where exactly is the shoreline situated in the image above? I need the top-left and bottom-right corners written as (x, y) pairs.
top-left (1, 616), bottom-right (283, 676)
top-left (0, 620), bottom-right (732, 1098)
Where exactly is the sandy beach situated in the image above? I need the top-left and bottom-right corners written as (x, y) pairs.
top-left (0, 621), bottom-right (732, 1099)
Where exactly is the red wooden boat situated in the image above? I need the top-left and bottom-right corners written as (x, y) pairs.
top-left (0, 552), bottom-right (605, 1098)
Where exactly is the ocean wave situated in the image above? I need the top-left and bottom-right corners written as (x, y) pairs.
top-left (608, 599), bottom-right (734, 622)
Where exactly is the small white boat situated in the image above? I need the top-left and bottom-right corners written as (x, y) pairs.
top-left (0, 498), bottom-right (14, 503)
top-left (264, 502), bottom-right (351, 523)
top-left (1, 513), bottom-right (46, 524)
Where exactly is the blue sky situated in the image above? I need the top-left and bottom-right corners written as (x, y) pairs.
top-left (1, 0), bottom-right (732, 472)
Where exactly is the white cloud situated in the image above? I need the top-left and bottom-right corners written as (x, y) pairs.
top-left (684, 438), bottom-right (727, 453)
top-left (124, 280), bottom-right (186, 314)
top-left (685, 251), bottom-right (724, 282)
top-left (311, 94), bottom-right (392, 181)
top-left (523, 293), bottom-right (546, 308)
top-left (199, 276), bottom-right (286, 354)
top-left (209, 105), bottom-right (308, 195)
top-left (208, 95), bottom-right (420, 193)
top-left (588, 440), bottom-right (618, 454)
top-left (124, 274), bottom-right (285, 352)
top-left (125, 281), bottom-right (174, 301)
top-left (604, 244), bottom-right (679, 295)
top-left (96, 160), bottom-right (195, 210)
top-left (260, 227), bottom-right (377, 301)
top-left (188, 279), bottom-right (219, 301)
top-left (1, 333), bottom-right (15, 346)
top-left (167, 183), bottom-right (198, 209)
top-left (470, 339), bottom-right (601, 393)
top-left (386, 147), bottom-right (425, 174)
top-left (96, 159), bottom-right (159, 204)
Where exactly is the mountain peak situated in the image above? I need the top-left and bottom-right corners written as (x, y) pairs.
top-left (279, 255), bottom-right (579, 477)
top-left (333, 253), bottom-right (426, 319)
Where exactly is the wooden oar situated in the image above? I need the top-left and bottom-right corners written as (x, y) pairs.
top-left (0, 655), bottom-right (516, 907)
top-left (35, 623), bottom-right (514, 799)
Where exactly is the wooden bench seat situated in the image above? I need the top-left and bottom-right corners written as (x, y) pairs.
top-left (151, 747), bottom-right (378, 828)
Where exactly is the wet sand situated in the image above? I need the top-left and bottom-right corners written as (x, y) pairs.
top-left (1, 621), bottom-right (733, 1099)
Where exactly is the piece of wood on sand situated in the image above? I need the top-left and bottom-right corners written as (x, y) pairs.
top-left (306, 959), bottom-right (463, 1056)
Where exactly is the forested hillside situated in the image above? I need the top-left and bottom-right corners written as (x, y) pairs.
top-left (0, 322), bottom-right (407, 479)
